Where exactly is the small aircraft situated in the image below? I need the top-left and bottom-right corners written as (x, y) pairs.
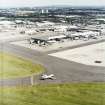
top-left (40, 74), bottom-right (56, 80)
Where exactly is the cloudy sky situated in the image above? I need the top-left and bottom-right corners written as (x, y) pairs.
top-left (0, 0), bottom-right (105, 7)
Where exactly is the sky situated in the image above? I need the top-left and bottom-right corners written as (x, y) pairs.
top-left (0, 0), bottom-right (105, 8)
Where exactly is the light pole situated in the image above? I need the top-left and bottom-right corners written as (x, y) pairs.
top-left (30, 75), bottom-right (34, 86)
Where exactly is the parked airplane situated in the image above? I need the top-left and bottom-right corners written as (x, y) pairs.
top-left (40, 74), bottom-right (56, 80)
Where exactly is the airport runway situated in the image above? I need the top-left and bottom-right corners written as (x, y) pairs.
top-left (0, 42), bottom-right (105, 86)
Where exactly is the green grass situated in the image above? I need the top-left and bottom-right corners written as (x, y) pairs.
top-left (0, 52), bottom-right (44, 79)
top-left (0, 83), bottom-right (105, 105)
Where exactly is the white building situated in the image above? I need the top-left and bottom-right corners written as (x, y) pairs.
top-left (41, 9), bottom-right (49, 14)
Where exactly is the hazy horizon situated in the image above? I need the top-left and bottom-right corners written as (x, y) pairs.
top-left (0, 0), bottom-right (105, 8)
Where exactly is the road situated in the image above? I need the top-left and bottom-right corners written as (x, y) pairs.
top-left (0, 41), bottom-right (105, 86)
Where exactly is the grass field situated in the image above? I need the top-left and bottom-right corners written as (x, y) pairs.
top-left (0, 52), bottom-right (44, 79)
top-left (0, 83), bottom-right (105, 105)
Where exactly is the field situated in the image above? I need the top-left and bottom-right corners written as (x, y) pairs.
top-left (0, 52), bottom-right (44, 79)
top-left (0, 83), bottom-right (105, 105)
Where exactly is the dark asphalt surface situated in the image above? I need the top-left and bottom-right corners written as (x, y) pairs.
top-left (0, 41), bottom-right (105, 86)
